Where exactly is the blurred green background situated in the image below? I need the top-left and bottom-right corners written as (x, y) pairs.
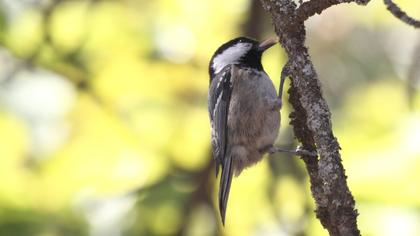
top-left (0, 0), bottom-right (419, 235)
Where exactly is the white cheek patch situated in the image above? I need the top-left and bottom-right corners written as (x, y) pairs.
top-left (212, 43), bottom-right (252, 74)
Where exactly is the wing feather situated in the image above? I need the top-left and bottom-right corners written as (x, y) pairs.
top-left (208, 66), bottom-right (233, 176)
top-left (208, 65), bottom-right (234, 225)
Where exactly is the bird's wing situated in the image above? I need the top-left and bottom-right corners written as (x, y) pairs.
top-left (208, 65), bottom-right (234, 225)
top-left (209, 65), bottom-right (233, 176)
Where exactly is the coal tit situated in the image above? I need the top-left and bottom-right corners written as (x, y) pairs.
top-left (208, 36), bottom-right (282, 225)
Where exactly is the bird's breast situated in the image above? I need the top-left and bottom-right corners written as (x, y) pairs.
top-left (228, 68), bottom-right (280, 142)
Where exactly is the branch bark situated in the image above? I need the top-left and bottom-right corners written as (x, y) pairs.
top-left (296, 0), bottom-right (370, 22)
top-left (259, 0), bottom-right (367, 235)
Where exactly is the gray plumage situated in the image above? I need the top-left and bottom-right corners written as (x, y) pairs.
top-left (211, 65), bottom-right (281, 175)
top-left (208, 37), bottom-right (280, 225)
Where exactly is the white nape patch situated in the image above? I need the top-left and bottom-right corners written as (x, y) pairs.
top-left (212, 43), bottom-right (252, 74)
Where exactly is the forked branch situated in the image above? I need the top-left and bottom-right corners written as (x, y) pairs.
top-left (297, 0), bottom-right (370, 21)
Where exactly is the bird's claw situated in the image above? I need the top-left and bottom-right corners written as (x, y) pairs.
top-left (295, 145), bottom-right (317, 157)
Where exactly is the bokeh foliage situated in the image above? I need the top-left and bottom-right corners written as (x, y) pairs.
top-left (0, 0), bottom-right (419, 235)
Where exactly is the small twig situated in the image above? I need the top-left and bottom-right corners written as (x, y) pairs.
top-left (384, 0), bottom-right (420, 28)
top-left (296, 0), bottom-right (371, 22)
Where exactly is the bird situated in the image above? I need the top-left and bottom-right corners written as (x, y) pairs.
top-left (208, 36), bottom-right (282, 225)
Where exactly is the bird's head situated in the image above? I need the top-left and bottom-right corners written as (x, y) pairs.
top-left (209, 36), bottom-right (278, 78)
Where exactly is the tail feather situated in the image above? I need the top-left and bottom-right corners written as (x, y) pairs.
top-left (219, 154), bottom-right (233, 225)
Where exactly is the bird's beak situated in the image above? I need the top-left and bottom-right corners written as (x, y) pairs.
top-left (258, 36), bottom-right (279, 52)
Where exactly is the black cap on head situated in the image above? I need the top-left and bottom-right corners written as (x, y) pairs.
top-left (209, 36), bottom-right (278, 79)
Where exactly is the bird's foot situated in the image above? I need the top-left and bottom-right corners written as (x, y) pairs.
top-left (269, 145), bottom-right (317, 157)
top-left (295, 145), bottom-right (318, 157)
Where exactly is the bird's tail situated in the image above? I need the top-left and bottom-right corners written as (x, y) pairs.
top-left (219, 153), bottom-right (233, 225)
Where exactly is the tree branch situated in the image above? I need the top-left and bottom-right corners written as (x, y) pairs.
top-left (384, 0), bottom-right (420, 28)
top-left (296, 0), bottom-right (371, 22)
top-left (260, 0), bottom-right (363, 235)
